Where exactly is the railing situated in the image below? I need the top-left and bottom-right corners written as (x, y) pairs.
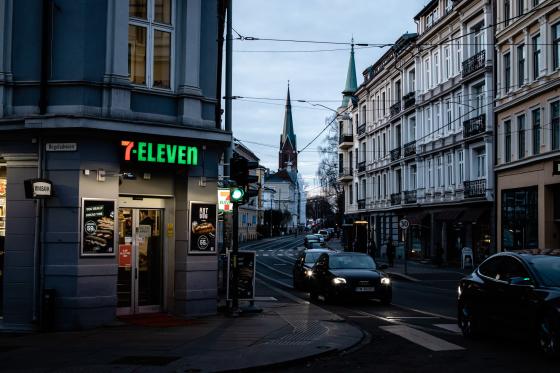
top-left (463, 114), bottom-right (486, 138)
top-left (357, 124), bottom-right (366, 136)
top-left (462, 50), bottom-right (486, 78)
top-left (403, 92), bottom-right (415, 109)
top-left (390, 102), bottom-right (401, 116)
top-left (338, 167), bottom-right (353, 178)
top-left (358, 161), bottom-right (366, 173)
top-left (464, 179), bottom-right (486, 198)
top-left (390, 192), bottom-right (402, 206)
top-left (404, 141), bottom-right (416, 157)
top-left (390, 147), bottom-right (401, 162)
top-left (404, 190), bottom-right (417, 204)
top-left (339, 133), bottom-right (353, 144)
top-left (357, 199), bottom-right (366, 210)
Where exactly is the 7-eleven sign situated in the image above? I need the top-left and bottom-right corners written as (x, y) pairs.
top-left (218, 188), bottom-right (233, 213)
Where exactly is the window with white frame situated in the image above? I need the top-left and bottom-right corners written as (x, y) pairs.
top-left (504, 120), bottom-right (512, 162)
top-left (409, 69), bottom-right (416, 93)
top-left (518, 0), bottom-right (525, 16)
top-left (382, 92), bottom-right (386, 116)
top-left (446, 100), bottom-right (452, 132)
top-left (504, 52), bottom-right (511, 93)
top-left (455, 92), bottom-right (463, 129)
top-left (553, 23), bottom-right (560, 71)
top-left (446, 152), bottom-right (453, 186)
top-left (437, 155), bottom-right (443, 187)
top-left (455, 36), bottom-right (462, 74)
top-left (473, 25), bottom-right (485, 55)
top-left (372, 137), bottom-right (376, 160)
top-left (424, 58), bottom-right (431, 91)
top-left (552, 101), bottom-right (560, 150)
top-left (383, 173), bottom-right (388, 198)
top-left (129, 0), bottom-right (173, 89)
top-left (409, 116), bottom-right (416, 141)
top-left (410, 164), bottom-right (417, 190)
top-left (518, 114), bottom-right (526, 159)
top-left (446, 0), bottom-right (453, 13)
top-left (372, 98), bottom-right (376, 121)
top-left (458, 149), bottom-right (464, 185)
top-left (444, 46), bottom-right (451, 80)
top-left (377, 174), bottom-right (381, 200)
top-left (434, 102), bottom-right (441, 135)
top-left (504, 0), bottom-right (511, 27)
top-left (532, 34), bottom-right (541, 79)
top-left (518, 44), bottom-right (526, 86)
top-left (433, 51), bottom-right (440, 86)
top-left (475, 147), bottom-right (486, 179)
top-left (427, 159), bottom-right (433, 188)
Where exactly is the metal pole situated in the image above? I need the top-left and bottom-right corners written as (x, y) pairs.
top-left (231, 202), bottom-right (239, 314)
top-left (404, 229), bottom-right (408, 275)
top-left (223, 0), bottom-right (233, 256)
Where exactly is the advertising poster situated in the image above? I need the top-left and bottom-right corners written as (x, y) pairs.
top-left (226, 251), bottom-right (256, 301)
top-left (189, 202), bottom-right (217, 254)
top-left (81, 199), bottom-right (116, 256)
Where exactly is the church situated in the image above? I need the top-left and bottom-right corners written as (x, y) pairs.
top-left (263, 85), bottom-right (307, 231)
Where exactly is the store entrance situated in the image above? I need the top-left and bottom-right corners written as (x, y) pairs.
top-left (117, 199), bottom-right (164, 315)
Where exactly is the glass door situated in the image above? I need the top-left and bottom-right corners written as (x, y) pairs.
top-left (117, 207), bottom-right (163, 314)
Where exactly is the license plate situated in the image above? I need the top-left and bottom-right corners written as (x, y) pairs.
top-left (355, 286), bottom-right (375, 292)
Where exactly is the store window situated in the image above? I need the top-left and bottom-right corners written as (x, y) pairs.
top-left (502, 187), bottom-right (538, 250)
top-left (128, 0), bottom-right (173, 89)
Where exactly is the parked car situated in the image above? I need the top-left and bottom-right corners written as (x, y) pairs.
top-left (293, 248), bottom-right (332, 291)
top-left (326, 228), bottom-right (335, 239)
top-left (457, 251), bottom-right (560, 356)
top-left (318, 229), bottom-right (329, 241)
top-left (304, 234), bottom-right (322, 249)
top-left (314, 233), bottom-right (325, 242)
top-left (308, 252), bottom-right (391, 304)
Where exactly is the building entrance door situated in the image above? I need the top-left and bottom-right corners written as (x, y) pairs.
top-left (117, 201), bottom-right (164, 315)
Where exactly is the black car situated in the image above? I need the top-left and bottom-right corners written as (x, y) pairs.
top-left (293, 248), bottom-right (332, 291)
top-left (458, 251), bottom-right (560, 355)
top-left (308, 252), bottom-right (391, 304)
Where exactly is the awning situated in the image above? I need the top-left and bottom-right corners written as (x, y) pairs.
top-left (458, 207), bottom-right (489, 223)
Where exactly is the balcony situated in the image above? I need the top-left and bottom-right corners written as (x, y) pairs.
top-left (463, 114), bottom-right (486, 139)
top-left (390, 102), bottom-right (401, 117)
top-left (390, 192), bottom-right (402, 206)
top-left (339, 133), bottom-right (353, 148)
top-left (358, 161), bottom-right (366, 173)
top-left (357, 124), bottom-right (366, 136)
top-left (403, 141), bottom-right (416, 157)
top-left (403, 92), bottom-right (415, 109)
top-left (338, 167), bottom-right (353, 182)
top-left (464, 179), bottom-right (486, 198)
top-left (462, 50), bottom-right (486, 78)
top-left (357, 199), bottom-right (366, 210)
top-left (390, 147), bottom-right (401, 162)
top-left (404, 190), bottom-right (417, 204)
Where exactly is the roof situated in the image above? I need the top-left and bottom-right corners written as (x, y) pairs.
top-left (414, 0), bottom-right (438, 20)
top-left (265, 169), bottom-right (298, 184)
top-left (341, 43), bottom-right (357, 107)
top-left (234, 141), bottom-right (260, 162)
top-left (280, 85), bottom-right (297, 150)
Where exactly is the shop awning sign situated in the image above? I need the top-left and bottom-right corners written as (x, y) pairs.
top-left (121, 140), bottom-right (198, 166)
top-left (218, 188), bottom-right (233, 212)
top-left (24, 179), bottom-right (54, 198)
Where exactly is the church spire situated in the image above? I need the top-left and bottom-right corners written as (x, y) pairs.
top-left (281, 82), bottom-right (296, 149)
top-left (341, 40), bottom-right (357, 108)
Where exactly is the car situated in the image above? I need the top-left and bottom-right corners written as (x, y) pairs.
top-left (308, 252), bottom-right (391, 304)
top-left (293, 248), bottom-right (332, 291)
top-left (313, 233), bottom-right (325, 242)
top-left (304, 234), bottom-right (322, 249)
top-left (326, 228), bottom-right (335, 239)
top-left (457, 251), bottom-right (560, 356)
top-left (318, 229), bottom-right (329, 241)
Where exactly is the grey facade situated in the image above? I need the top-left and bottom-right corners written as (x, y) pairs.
top-left (0, 0), bottom-right (230, 330)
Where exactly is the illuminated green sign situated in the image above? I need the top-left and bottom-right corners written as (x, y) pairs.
top-left (121, 141), bottom-right (198, 166)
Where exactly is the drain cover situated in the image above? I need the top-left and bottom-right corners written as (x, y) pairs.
top-left (111, 356), bottom-right (180, 366)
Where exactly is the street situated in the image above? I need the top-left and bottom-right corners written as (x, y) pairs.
top-left (244, 236), bottom-right (560, 373)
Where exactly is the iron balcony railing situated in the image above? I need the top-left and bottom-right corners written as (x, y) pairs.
top-left (339, 133), bottom-right (353, 144)
top-left (338, 167), bottom-right (353, 178)
top-left (462, 50), bottom-right (486, 78)
top-left (464, 179), bottom-right (486, 198)
top-left (404, 140), bottom-right (416, 157)
top-left (390, 192), bottom-right (402, 206)
top-left (404, 190), bottom-right (417, 204)
top-left (390, 102), bottom-right (401, 116)
top-left (390, 147), bottom-right (401, 162)
top-left (357, 124), bottom-right (366, 136)
top-left (463, 114), bottom-right (486, 138)
top-left (358, 161), bottom-right (366, 173)
top-left (403, 92), bottom-right (415, 109)
top-left (357, 199), bottom-right (366, 210)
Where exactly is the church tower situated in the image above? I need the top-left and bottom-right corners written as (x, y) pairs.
top-left (340, 41), bottom-right (357, 108)
top-left (279, 84), bottom-right (297, 171)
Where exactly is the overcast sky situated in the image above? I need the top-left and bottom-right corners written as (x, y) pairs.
top-left (230, 0), bottom-right (426, 194)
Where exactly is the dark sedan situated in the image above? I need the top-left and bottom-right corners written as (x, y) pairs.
top-left (458, 251), bottom-right (560, 356)
top-left (293, 248), bottom-right (332, 291)
top-left (308, 252), bottom-right (391, 304)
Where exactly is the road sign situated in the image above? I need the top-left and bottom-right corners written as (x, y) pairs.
top-left (399, 219), bottom-right (410, 230)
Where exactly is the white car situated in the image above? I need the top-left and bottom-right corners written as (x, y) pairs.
top-left (318, 229), bottom-right (329, 240)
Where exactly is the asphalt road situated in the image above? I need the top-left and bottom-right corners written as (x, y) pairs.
top-left (244, 236), bottom-right (560, 373)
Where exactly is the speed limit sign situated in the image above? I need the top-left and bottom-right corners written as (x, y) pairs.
top-left (399, 219), bottom-right (410, 230)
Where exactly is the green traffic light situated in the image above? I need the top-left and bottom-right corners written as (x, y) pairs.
top-left (231, 187), bottom-right (244, 202)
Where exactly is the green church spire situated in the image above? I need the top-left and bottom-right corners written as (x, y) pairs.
top-left (281, 83), bottom-right (296, 149)
top-left (341, 40), bottom-right (357, 107)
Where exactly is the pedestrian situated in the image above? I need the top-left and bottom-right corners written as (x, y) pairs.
top-left (387, 236), bottom-right (395, 267)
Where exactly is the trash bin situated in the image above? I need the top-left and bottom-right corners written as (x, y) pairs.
top-left (42, 288), bottom-right (56, 331)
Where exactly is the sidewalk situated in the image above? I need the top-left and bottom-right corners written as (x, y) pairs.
top-left (0, 283), bottom-right (363, 373)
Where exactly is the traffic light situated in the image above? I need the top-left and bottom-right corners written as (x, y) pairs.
top-left (230, 187), bottom-right (245, 203)
top-left (229, 155), bottom-right (259, 204)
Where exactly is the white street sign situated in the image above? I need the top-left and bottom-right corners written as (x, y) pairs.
top-left (399, 219), bottom-right (410, 230)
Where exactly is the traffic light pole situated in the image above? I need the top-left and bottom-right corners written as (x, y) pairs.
top-left (231, 201), bottom-right (239, 314)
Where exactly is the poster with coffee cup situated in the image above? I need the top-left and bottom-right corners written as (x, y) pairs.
top-left (189, 202), bottom-right (217, 254)
top-left (81, 198), bottom-right (116, 256)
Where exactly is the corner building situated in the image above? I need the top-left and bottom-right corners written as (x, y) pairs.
top-left (0, 0), bottom-right (230, 330)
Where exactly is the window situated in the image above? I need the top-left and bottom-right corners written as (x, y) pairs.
top-left (455, 92), bottom-right (463, 128)
top-left (478, 256), bottom-right (501, 279)
top-left (553, 23), bottom-right (560, 70)
top-left (475, 85), bottom-right (485, 116)
top-left (424, 58), bottom-right (431, 91)
top-left (361, 142), bottom-right (366, 162)
top-left (474, 26), bottom-right (485, 54)
top-left (504, 120), bottom-right (511, 163)
top-left (425, 107), bottom-right (432, 136)
top-left (410, 116), bottom-right (416, 140)
top-left (128, 0), bottom-right (173, 89)
top-left (475, 148), bottom-right (486, 179)
top-left (532, 108), bottom-right (541, 155)
top-left (517, 44), bottom-right (525, 86)
top-left (552, 101), bottom-right (560, 150)
top-left (504, 52), bottom-right (511, 93)
top-left (355, 183), bottom-right (359, 203)
top-left (349, 183), bottom-right (353, 204)
top-left (433, 52), bottom-right (440, 85)
top-left (532, 0), bottom-right (539, 7)
top-left (382, 92), bottom-right (386, 116)
top-left (437, 156), bottom-right (443, 187)
top-left (410, 165), bottom-right (417, 189)
top-left (447, 153), bottom-right (453, 186)
top-left (502, 187), bottom-right (538, 250)
top-left (383, 174), bottom-right (388, 198)
top-left (504, 0), bottom-right (511, 27)
top-left (517, 0), bottom-right (524, 16)
top-left (444, 46), bottom-right (451, 80)
top-left (446, 0), bottom-right (453, 13)
top-left (427, 159), bottom-right (433, 188)
top-left (455, 37), bottom-right (462, 74)
top-left (409, 69), bottom-right (416, 93)
top-left (446, 100), bottom-right (452, 132)
top-left (458, 150), bottom-right (464, 184)
top-left (377, 175), bottom-right (381, 199)
top-left (361, 105), bottom-right (367, 125)
top-left (434, 103), bottom-right (441, 135)
top-left (518, 114), bottom-right (526, 159)
top-left (533, 34), bottom-right (541, 79)
top-left (349, 151), bottom-right (353, 172)
top-left (383, 133), bottom-right (386, 155)
top-left (372, 137), bottom-right (376, 160)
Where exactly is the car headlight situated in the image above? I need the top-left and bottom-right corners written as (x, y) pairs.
top-left (381, 277), bottom-right (391, 285)
top-left (332, 277), bottom-right (347, 285)
top-left (305, 269), bottom-right (314, 278)
top-left (457, 285), bottom-right (462, 297)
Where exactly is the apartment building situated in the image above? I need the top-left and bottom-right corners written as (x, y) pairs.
top-left (339, 0), bottom-right (495, 264)
top-left (494, 0), bottom-right (560, 251)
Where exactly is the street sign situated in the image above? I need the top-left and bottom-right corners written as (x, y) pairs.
top-left (399, 219), bottom-right (410, 230)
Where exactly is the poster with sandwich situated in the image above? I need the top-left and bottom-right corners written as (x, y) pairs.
top-left (189, 201), bottom-right (217, 254)
top-left (81, 198), bottom-right (116, 256)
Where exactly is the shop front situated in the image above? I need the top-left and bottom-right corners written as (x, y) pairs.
top-left (0, 161), bottom-right (5, 318)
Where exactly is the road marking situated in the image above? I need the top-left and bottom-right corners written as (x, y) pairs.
top-left (273, 263), bottom-right (287, 266)
top-left (393, 304), bottom-right (457, 321)
top-left (434, 323), bottom-right (461, 334)
top-left (380, 325), bottom-right (465, 351)
top-left (254, 296), bottom-right (278, 301)
top-left (386, 316), bottom-right (439, 320)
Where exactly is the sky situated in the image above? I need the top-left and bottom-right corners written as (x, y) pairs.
top-left (230, 0), bottom-right (427, 195)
